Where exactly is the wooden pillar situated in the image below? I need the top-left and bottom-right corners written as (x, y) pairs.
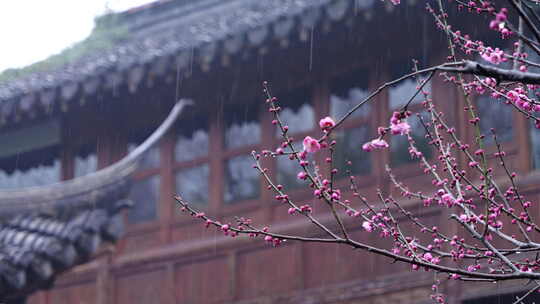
top-left (433, 52), bottom-right (469, 172)
top-left (95, 106), bottom-right (126, 170)
top-left (96, 250), bottom-right (114, 304)
top-left (60, 117), bottom-right (74, 181)
top-left (110, 130), bottom-right (128, 164)
top-left (313, 75), bottom-right (330, 125)
top-left (209, 110), bottom-right (224, 215)
top-left (314, 74), bottom-right (331, 177)
top-left (159, 132), bottom-right (175, 244)
top-left (372, 62), bottom-right (389, 194)
top-left (259, 101), bottom-right (275, 222)
top-left (96, 127), bottom-right (114, 170)
top-left (514, 103), bottom-right (532, 174)
top-left (60, 147), bottom-right (74, 181)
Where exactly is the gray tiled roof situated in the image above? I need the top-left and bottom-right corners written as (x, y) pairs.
top-left (0, 202), bottom-right (129, 303)
top-left (0, 0), bottom-right (379, 121)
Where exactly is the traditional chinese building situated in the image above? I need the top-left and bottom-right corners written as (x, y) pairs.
top-left (0, 0), bottom-right (539, 303)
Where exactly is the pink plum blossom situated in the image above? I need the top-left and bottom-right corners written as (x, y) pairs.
top-left (362, 138), bottom-right (389, 152)
top-left (481, 47), bottom-right (505, 65)
top-left (362, 221), bottom-right (374, 232)
top-left (389, 111), bottom-right (411, 135)
top-left (390, 121), bottom-right (411, 135)
top-left (441, 193), bottom-right (457, 207)
top-left (319, 116), bottom-right (335, 130)
top-left (303, 136), bottom-right (321, 153)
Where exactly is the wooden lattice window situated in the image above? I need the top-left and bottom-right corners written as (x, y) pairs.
top-left (175, 110), bottom-right (210, 207)
top-left (275, 86), bottom-right (315, 190)
top-left (0, 119), bottom-right (61, 189)
top-left (329, 68), bottom-right (372, 177)
top-left (127, 128), bottom-right (161, 223)
top-left (223, 102), bottom-right (261, 204)
top-left (388, 64), bottom-right (432, 167)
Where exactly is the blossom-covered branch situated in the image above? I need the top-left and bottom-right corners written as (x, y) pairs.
top-left (175, 1), bottom-right (540, 303)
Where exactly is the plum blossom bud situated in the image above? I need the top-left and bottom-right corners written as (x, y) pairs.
top-left (297, 171), bottom-right (307, 180)
top-left (300, 204), bottom-right (313, 213)
top-left (319, 116), bottom-right (335, 130)
top-left (390, 111), bottom-right (407, 124)
top-left (331, 190), bottom-right (341, 200)
top-left (303, 136), bottom-right (321, 153)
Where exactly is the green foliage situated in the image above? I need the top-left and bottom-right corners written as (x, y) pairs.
top-left (0, 13), bottom-right (129, 84)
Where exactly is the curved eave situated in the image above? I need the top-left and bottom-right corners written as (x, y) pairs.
top-left (0, 100), bottom-right (190, 217)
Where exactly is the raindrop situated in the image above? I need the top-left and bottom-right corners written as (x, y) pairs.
top-left (175, 60), bottom-right (181, 102)
top-left (189, 46), bottom-right (194, 76)
top-left (309, 25), bottom-right (314, 71)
